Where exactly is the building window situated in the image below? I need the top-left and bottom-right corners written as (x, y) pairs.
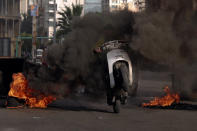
top-left (112, 0), bottom-right (118, 4)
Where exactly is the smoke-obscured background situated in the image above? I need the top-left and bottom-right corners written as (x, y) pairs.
top-left (132, 0), bottom-right (197, 99)
top-left (0, 71), bottom-right (2, 90)
top-left (27, 10), bottom-right (135, 99)
top-left (27, 0), bottom-right (197, 100)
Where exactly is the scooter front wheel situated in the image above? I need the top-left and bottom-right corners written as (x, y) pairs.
top-left (113, 99), bottom-right (120, 113)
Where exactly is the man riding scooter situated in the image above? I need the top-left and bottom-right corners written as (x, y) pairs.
top-left (93, 40), bottom-right (137, 113)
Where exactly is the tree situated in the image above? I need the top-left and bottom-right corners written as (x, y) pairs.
top-left (21, 10), bottom-right (32, 34)
top-left (20, 10), bottom-right (33, 57)
top-left (56, 4), bottom-right (83, 39)
top-left (21, 33), bottom-right (32, 57)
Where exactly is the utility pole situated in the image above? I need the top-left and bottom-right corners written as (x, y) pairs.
top-left (53, 0), bottom-right (56, 44)
top-left (32, 0), bottom-right (38, 61)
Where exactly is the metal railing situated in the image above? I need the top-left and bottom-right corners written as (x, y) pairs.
top-left (15, 36), bottom-right (53, 57)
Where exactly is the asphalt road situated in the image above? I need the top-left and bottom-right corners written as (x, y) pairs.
top-left (0, 71), bottom-right (196, 131)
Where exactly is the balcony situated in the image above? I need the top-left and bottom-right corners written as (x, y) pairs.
top-left (0, 0), bottom-right (20, 18)
top-left (48, 3), bottom-right (57, 11)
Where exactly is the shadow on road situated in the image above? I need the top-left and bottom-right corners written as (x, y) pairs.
top-left (142, 103), bottom-right (197, 111)
top-left (48, 105), bottom-right (113, 114)
top-left (0, 98), bottom-right (113, 113)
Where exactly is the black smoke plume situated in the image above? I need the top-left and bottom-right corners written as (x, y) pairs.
top-left (27, 10), bottom-right (135, 98)
top-left (131, 0), bottom-right (197, 100)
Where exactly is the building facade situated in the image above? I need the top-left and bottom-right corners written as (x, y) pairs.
top-left (24, 0), bottom-right (85, 40)
top-left (37, 0), bottom-right (51, 38)
top-left (127, 0), bottom-right (145, 12)
top-left (109, 0), bottom-right (127, 11)
top-left (84, 0), bottom-right (102, 14)
top-left (20, 0), bottom-right (29, 14)
top-left (0, 0), bottom-right (21, 57)
top-left (101, 0), bottom-right (144, 12)
top-left (84, 0), bottom-right (138, 14)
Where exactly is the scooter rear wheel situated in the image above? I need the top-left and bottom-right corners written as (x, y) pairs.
top-left (113, 99), bottom-right (120, 113)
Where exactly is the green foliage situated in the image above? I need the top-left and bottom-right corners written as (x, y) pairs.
top-left (20, 10), bottom-right (33, 57)
top-left (21, 33), bottom-right (32, 57)
top-left (56, 4), bottom-right (83, 39)
top-left (72, 4), bottom-right (83, 16)
top-left (21, 10), bottom-right (32, 34)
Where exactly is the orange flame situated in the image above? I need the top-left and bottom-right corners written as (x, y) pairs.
top-left (8, 73), bottom-right (56, 108)
top-left (142, 86), bottom-right (180, 107)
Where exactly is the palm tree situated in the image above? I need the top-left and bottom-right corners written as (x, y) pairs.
top-left (56, 4), bottom-right (83, 39)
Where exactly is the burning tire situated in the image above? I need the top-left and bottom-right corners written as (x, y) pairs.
top-left (7, 97), bottom-right (25, 108)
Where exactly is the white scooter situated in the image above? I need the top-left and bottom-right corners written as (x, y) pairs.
top-left (94, 40), bottom-right (138, 113)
